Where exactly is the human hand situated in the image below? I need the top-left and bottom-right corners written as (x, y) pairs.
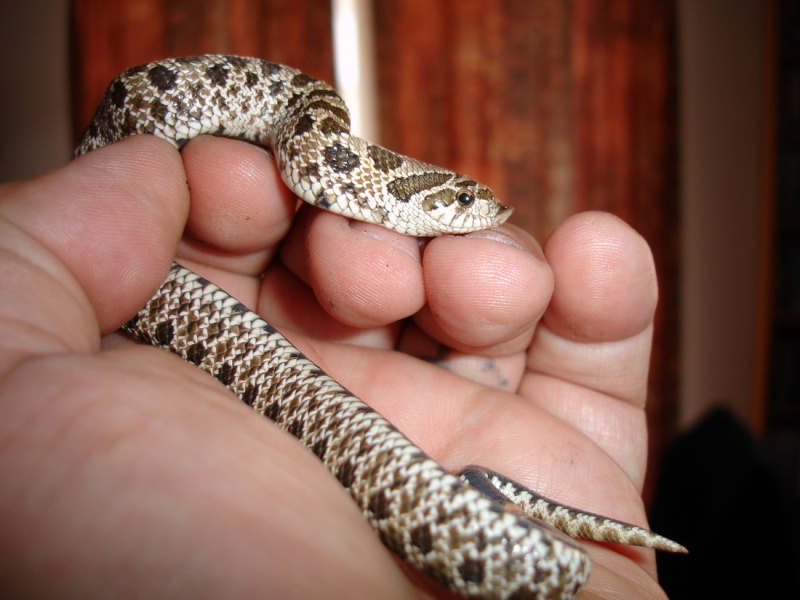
top-left (0, 135), bottom-right (665, 599)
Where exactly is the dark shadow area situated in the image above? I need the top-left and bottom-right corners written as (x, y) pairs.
top-left (651, 407), bottom-right (799, 598)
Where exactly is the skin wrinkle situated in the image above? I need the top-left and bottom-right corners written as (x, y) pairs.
top-left (528, 325), bottom-right (653, 406)
top-left (0, 230), bottom-right (99, 360)
top-left (520, 372), bottom-right (649, 489)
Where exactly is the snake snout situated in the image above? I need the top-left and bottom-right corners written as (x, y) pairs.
top-left (493, 204), bottom-right (513, 225)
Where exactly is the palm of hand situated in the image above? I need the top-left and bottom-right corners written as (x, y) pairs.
top-left (0, 134), bottom-right (664, 599)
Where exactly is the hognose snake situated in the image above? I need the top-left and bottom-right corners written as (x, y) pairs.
top-left (75, 55), bottom-right (685, 599)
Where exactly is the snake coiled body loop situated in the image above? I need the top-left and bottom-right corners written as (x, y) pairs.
top-left (76, 55), bottom-right (684, 599)
top-left (124, 264), bottom-right (588, 598)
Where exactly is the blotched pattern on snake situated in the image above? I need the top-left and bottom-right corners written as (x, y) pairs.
top-left (75, 55), bottom-right (685, 599)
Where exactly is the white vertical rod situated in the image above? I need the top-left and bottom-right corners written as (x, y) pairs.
top-left (331, 0), bottom-right (379, 141)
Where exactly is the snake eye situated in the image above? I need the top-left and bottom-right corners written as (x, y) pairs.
top-left (456, 190), bottom-right (475, 207)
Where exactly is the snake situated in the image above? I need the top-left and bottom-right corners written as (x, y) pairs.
top-left (75, 55), bottom-right (685, 599)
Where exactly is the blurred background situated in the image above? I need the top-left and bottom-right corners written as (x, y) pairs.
top-left (0, 0), bottom-right (797, 597)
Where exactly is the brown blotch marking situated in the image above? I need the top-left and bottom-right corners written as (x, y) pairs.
top-left (323, 142), bottom-right (360, 173)
top-left (229, 301), bottom-right (248, 315)
top-left (453, 178), bottom-right (478, 188)
top-left (387, 172), bottom-right (452, 203)
top-left (533, 568), bottom-right (550, 585)
top-left (185, 342), bottom-right (209, 366)
top-left (217, 363), bottom-right (236, 386)
top-left (154, 321), bottom-right (174, 346)
top-left (206, 63), bottom-right (229, 86)
top-left (211, 88), bottom-right (230, 112)
top-left (288, 419), bottom-right (305, 439)
top-left (226, 56), bottom-right (250, 70)
top-left (148, 65), bottom-right (178, 92)
top-left (458, 559), bottom-right (485, 584)
top-left (244, 71), bottom-right (260, 88)
top-left (304, 164), bottom-right (320, 179)
top-left (312, 438), bottom-right (328, 460)
top-left (291, 73), bottom-right (315, 87)
top-left (409, 523), bottom-right (434, 554)
top-left (368, 490), bottom-right (391, 520)
top-left (110, 80), bottom-right (128, 108)
top-left (266, 401), bottom-right (281, 421)
top-left (306, 88), bottom-right (340, 101)
top-left (124, 64), bottom-right (148, 78)
top-left (337, 458), bottom-right (356, 488)
top-left (319, 117), bottom-right (348, 136)
top-left (85, 121), bottom-right (99, 142)
top-left (305, 100), bottom-right (350, 127)
top-left (421, 189), bottom-right (454, 212)
top-left (241, 384), bottom-right (260, 406)
top-left (263, 62), bottom-right (283, 77)
top-left (476, 186), bottom-right (495, 200)
top-left (474, 528), bottom-right (490, 552)
top-left (368, 145), bottom-right (404, 173)
top-left (507, 589), bottom-right (538, 600)
top-left (293, 114), bottom-right (315, 137)
top-left (286, 92), bottom-right (303, 109)
top-left (269, 80), bottom-right (284, 95)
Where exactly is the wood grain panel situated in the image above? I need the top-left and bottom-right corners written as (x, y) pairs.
top-left (71, 0), bottom-right (679, 502)
top-left (374, 0), bottom-right (678, 500)
top-left (374, 0), bottom-right (577, 240)
top-left (71, 0), bottom-right (333, 140)
top-left (571, 1), bottom-right (679, 493)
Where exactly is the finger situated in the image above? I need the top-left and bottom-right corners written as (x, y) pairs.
top-left (0, 136), bottom-right (187, 354)
top-left (521, 211), bottom-right (658, 488)
top-left (285, 207), bottom-right (427, 328)
top-left (541, 212), bottom-right (657, 347)
top-left (177, 135), bottom-right (297, 277)
top-left (415, 225), bottom-right (551, 354)
top-left (287, 217), bottom-right (549, 353)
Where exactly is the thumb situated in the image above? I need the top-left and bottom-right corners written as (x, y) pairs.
top-left (0, 136), bottom-right (188, 377)
top-left (0, 136), bottom-right (188, 357)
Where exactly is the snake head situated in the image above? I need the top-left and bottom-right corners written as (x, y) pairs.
top-left (417, 177), bottom-right (513, 236)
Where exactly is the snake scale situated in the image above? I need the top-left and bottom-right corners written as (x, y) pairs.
top-left (75, 55), bottom-right (685, 599)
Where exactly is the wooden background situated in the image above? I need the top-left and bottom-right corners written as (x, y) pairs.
top-left (71, 0), bottom-right (679, 502)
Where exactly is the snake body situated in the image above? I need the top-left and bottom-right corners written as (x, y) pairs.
top-left (76, 55), bottom-right (684, 599)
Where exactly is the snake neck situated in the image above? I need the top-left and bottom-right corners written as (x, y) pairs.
top-left (75, 55), bottom-right (511, 237)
